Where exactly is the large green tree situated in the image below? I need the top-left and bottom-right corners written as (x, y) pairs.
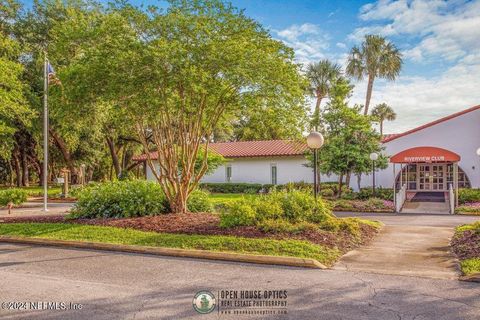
top-left (49, 0), bottom-right (305, 212)
top-left (371, 102), bottom-right (396, 136)
top-left (0, 0), bottom-right (33, 184)
top-left (346, 34), bottom-right (402, 115)
top-left (316, 78), bottom-right (386, 196)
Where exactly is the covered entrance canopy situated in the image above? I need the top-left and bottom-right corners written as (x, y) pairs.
top-left (390, 147), bottom-right (462, 213)
top-left (390, 146), bottom-right (460, 163)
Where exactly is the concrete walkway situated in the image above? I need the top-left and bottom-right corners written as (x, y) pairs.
top-left (334, 214), bottom-right (480, 280)
top-left (0, 202), bottom-right (73, 218)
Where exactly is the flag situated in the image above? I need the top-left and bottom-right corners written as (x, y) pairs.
top-left (47, 62), bottom-right (61, 85)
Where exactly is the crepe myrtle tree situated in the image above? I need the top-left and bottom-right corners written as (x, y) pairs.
top-left (113, 1), bottom-right (306, 213)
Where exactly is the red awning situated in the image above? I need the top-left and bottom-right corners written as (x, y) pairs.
top-left (390, 146), bottom-right (460, 163)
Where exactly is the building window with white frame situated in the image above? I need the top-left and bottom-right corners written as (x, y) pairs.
top-left (226, 165), bottom-right (232, 182)
top-left (271, 164), bottom-right (277, 185)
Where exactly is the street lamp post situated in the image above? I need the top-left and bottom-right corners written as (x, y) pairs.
top-left (307, 132), bottom-right (324, 199)
top-left (370, 152), bottom-right (379, 197)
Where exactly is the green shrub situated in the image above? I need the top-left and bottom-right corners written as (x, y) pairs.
top-left (356, 188), bottom-right (393, 201)
top-left (458, 188), bottom-right (480, 204)
top-left (200, 183), bottom-right (264, 194)
top-left (70, 180), bottom-right (167, 218)
top-left (219, 199), bottom-right (257, 228)
top-left (332, 199), bottom-right (355, 211)
top-left (0, 188), bottom-right (28, 206)
top-left (257, 219), bottom-right (318, 234)
top-left (365, 198), bottom-right (386, 210)
top-left (118, 171), bottom-right (136, 181)
top-left (187, 190), bottom-right (213, 213)
top-left (219, 190), bottom-right (333, 229)
top-left (320, 188), bottom-right (334, 197)
top-left (318, 217), bottom-right (361, 237)
top-left (276, 190), bottom-right (318, 223)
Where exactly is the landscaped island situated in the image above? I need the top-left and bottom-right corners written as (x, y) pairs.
top-left (0, 180), bottom-right (382, 267)
top-left (451, 221), bottom-right (480, 276)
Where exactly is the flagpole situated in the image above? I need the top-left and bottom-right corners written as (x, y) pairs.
top-left (43, 53), bottom-right (49, 212)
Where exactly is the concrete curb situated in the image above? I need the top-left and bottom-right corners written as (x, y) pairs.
top-left (0, 236), bottom-right (327, 269)
top-left (459, 273), bottom-right (480, 283)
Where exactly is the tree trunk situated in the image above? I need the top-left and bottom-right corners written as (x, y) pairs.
top-left (21, 147), bottom-right (29, 187)
top-left (171, 193), bottom-right (188, 214)
top-left (357, 174), bottom-right (362, 191)
top-left (379, 120), bottom-right (384, 136)
top-left (7, 160), bottom-right (14, 187)
top-left (49, 128), bottom-right (77, 183)
top-left (337, 173), bottom-right (344, 198)
top-left (364, 74), bottom-right (375, 115)
top-left (106, 136), bottom-right (121, 177)
top-left (313, 94), bottom-right (323, 131)
top-left (345, 171), bottom-right (351, 189)
top-left (12, 153), bottom-right (21, 187)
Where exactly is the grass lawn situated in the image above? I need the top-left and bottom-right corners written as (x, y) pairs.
top-left (451, 221), bottom-right (480, 276)
top-left (0, 223), bottom-right (341, 266)
top-left (0, 185), bottom-right (62, 197)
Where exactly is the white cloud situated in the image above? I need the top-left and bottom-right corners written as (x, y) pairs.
top-left (336, 42), bottom-right (347, 49)
top-left (346, 0), bottom-right (480, 134)
top-left (274, 23), bottom-right (331, 65)
top-left (350, 56), bottom-right (480, 133)
top-left (350, 0), bottom-right (480, 62)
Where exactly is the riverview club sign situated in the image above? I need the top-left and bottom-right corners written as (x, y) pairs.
top-left (390, 147), bottom-right (461, 164)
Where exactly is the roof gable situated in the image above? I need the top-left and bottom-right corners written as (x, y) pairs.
top-left (382, 104), bottom-right (480, 143)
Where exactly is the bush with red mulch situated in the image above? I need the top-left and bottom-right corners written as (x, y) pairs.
top-left (0, 213), bottom-right (379, 254)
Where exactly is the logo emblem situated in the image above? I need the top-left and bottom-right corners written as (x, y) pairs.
top-left (193, 290), bottom-right (216, 314)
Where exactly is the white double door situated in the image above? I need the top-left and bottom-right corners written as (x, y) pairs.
top-left (418, 164), bottom-right (446, 191)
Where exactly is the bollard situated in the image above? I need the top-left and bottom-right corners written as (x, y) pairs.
top-left (7, 202), bottom-right (13, 215)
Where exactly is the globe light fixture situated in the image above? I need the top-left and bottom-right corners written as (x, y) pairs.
top-left (370, 152), bottom-right (379, 161)
top-left (306, 132), bottom-right (324, 149)
top-left (306, 132), bottom-right (324, 200)
top-left (476, 148), bottom-right (480, 156)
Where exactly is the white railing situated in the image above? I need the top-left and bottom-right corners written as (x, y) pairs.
top-left (449, 183), bottom-right (455, 214)
top-left (395, 183), bottom-right (407, 213)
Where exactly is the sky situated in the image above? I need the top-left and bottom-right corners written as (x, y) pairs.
top-left (19, 0), bottom-right (480, 134)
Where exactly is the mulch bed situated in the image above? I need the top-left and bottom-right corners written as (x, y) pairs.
top-left (451, 230), bottom-right (480, 260)
top-left (0, 214), bottom-right (378, 253)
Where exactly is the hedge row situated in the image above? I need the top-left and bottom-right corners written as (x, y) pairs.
top-left (199, 182), bottom-right (394, 200)
top-left (70, 180), bottom-right (213, 218)
top-left (0, 188), bottom-right (28, 206)
top-left (458, 188), bottom-right (480, 204)
top-left (200, 182), bottom-right (350, 195)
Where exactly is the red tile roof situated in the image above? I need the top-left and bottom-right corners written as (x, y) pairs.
top-left (132, 140), bottom-right (308, 161)
top-left (382, 104), bottom-right (480, 143)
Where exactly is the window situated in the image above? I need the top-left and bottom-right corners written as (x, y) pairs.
top-left (271, 164), bottom-right (277, 185)
top-left (226, 165), bottom-right (232, 182)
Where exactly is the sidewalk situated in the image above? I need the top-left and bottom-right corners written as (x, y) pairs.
top-left (0, 202), bottom-right (73, 218)
top-left (333, 224), bottom-right (459, 279)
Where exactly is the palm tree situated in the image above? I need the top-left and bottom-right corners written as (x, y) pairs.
top-left (306, 59), bottom-right (341, 130)
top-left (371, 103), bottom-right (397, 136)
top-left (346, 35), bottom-right (402, 115)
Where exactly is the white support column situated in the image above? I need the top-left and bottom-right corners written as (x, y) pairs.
top-left (453, 162), bottom-right (459, 206)
top-left (400, 164), bottom-right (403, 187)
top-left (393, 163), bottom-right (396, 210)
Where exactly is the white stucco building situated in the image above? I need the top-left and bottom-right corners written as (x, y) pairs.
top-left (135, 104), bottom-right (480, 208)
